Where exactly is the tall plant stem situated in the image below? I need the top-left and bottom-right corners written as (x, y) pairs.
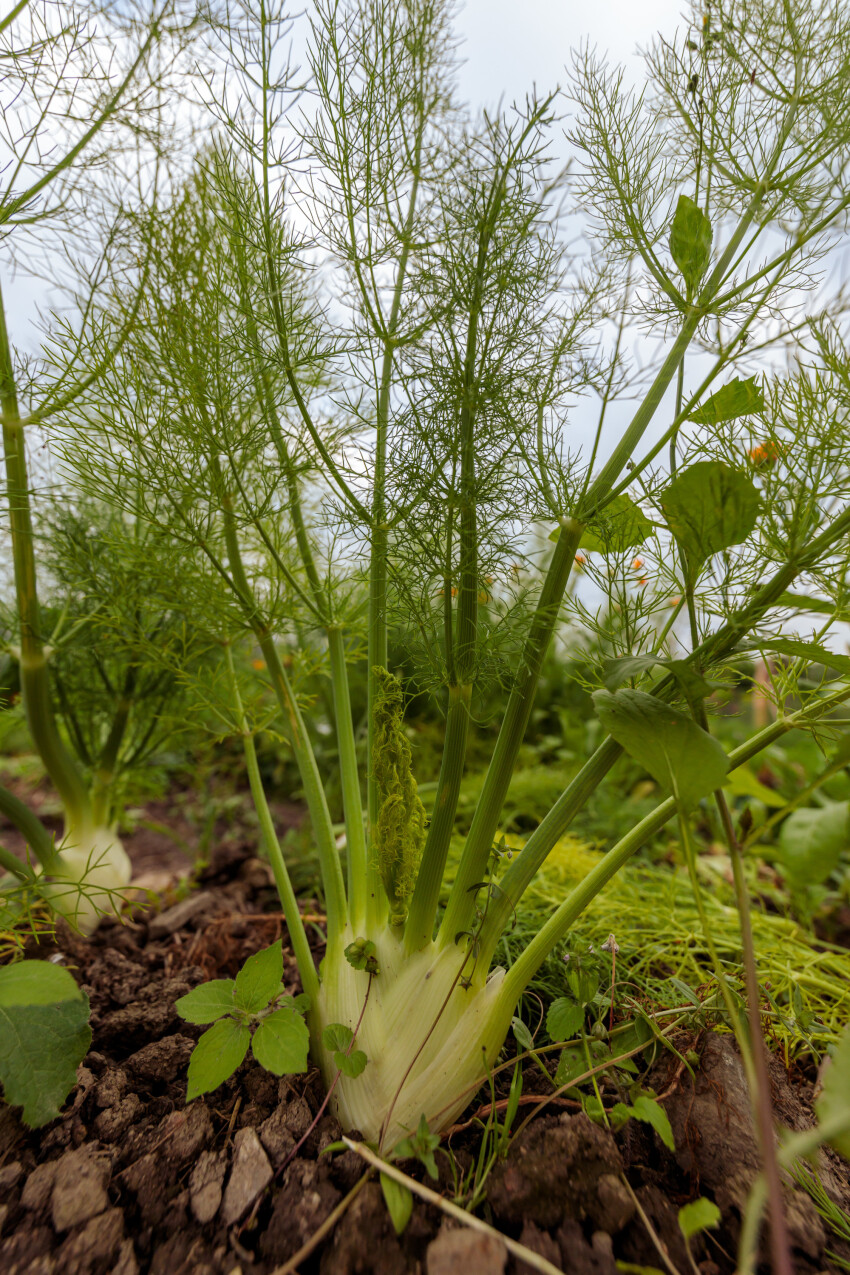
top-left (366, 172), bottom-right (421, 932)
top-left (225, 643), bottom-right (319, 1002)
top-left (499, 691), bottom-right (850, 1003)
top-left (438, 519), bottom-right (584, 946)
top-left (714, 790), bottom-right (794, 1275)
top-left (404, 682), bottom-right (471, 952)
top-left (327, 627), bottom-right (368, 930)
top-left (0, 281), bottom-right (91, 832)
top-left (216, 480), bottom-right (347, 944)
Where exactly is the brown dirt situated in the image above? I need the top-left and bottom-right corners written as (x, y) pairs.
top-left (0, 840), bottom-right (848, 1274)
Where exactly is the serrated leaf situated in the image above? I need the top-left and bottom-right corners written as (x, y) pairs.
top-left (778, 803), bottom-right (848, 886)
top-left (252, 1008), bottom-right (310, 1076)
top-left (816, 1028), bottom-right (850, 1158)
top-left (659, 461), bottom-right (761, 581)
top-left (547, 998), bottom-right (584, 1042)
top-left (755, 638), bottom-right (850, 677)
top-left (678, 1197), bottom-right (721, 1239)
top-left (593, 688), bottom-right (728, 810)
top-left (233, 941), bottom-right (283, 1013)
top-left (186, 1017), bottom-right (250, 1100)
top-left (0, 961), bottom-right (91, 1128)
top-left (669, 194), bottom-right (712, 292)
top-left (566, 965), bottom-right (599, 1005)
top-left (335, 1048), bottom-right (367, 1078)
top-left (581, 494), bottom-right (654, 554)
top-left (381, 1173), bottom-right (413, 1235)
top-left (687, 376), bottom-right (765, 426)
top-left (176, 979), bottom-right (236, 1024)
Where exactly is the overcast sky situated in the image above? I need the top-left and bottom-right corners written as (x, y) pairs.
top-left (455, 0), bottom-right (688, 108)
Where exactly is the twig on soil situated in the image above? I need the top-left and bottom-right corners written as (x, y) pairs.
top-left (225, 1096), bottom-right (242, 1148)
top-left (342, 1137), bottom-right (566, 1275)
top-left (446, 1092), bottom-right (581, 1136)
top-left (269, 1172), bottom-right (372, 1274)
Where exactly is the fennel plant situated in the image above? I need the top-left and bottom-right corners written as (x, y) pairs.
top-left (34, 3), bottom-right (850, 1253)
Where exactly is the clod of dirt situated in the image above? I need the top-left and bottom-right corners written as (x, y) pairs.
top-left (93, 1094), bottom-right (142, 1143)
top-left (125, 1033), bottom-right (195, 1083)
top-left (656, 1033), bottom-right (826, 1259)
top-left (221, 1126), bottom-right (273, 1225)
top-left (515, 1221), bottom-right (561, 1274)
top-left (426, 1224), bottom-right (507, 1275)
top-left (617, 1185), bottom-right (692, 1273)
top-left (487, 1112), bottom-right (622, 1229)
top-left (555, 1220), bottom-right (617, 1274)
top-left (189, 1150), bottom-right (227, 1223)
top-left (21, 1161), bottom-right (58, 1213)
top-left (148, 892), bottom-right (220, 938)
top-left (260, 1158), bottom-right (342, 1264)
top-left (318, 1181), bottom-right (409, 1275)
top-left (0, 1161), bottom-right (22, 1192)
top-left (50, 1145), bottom-right (111, 1232)
top-left (54, 1206), bottom-right (124, 1274)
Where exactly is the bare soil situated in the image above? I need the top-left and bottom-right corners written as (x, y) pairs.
top-left (0, 826), bottom-right (849, 1272)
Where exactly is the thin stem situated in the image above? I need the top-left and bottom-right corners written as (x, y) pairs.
top-left (715, 790), bottom-right (794, 1275)
top-left (225, 644), bottom-right (319, 1001)
top-left (438, 518), bottom-right (584, 946)
top-left (0, 280), bottom-right (91, 829)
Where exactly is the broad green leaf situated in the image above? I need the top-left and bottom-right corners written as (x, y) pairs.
top-left (723, 766), bottom-right (788, 809)
top-left (755, 638), bottom-right (850, 677)
top-left (669, 195), bottom-right (712, 292)
top-left (252, 1008), bottom-right (310, 1076)
top-left (678, 1197), bottom-right (721, 1239)
top-left (323, 1022), bottom-right (354, 1053)
top-left (593, 688), bottom-right (728, 810)
top-left (547, 998), bottom-right (584, 1042)
top-left (580, 495), bottom-right (654, 554)
top-left (687, 376), bottom-right (765, 426)
top-left (566, 965), bottom-right (599, 1005)
top-left (322, 1023), bottom-right (367, 1078)
top-left (186, 1016), bottom-right (250, 1100)
top-left (555, 1044), bottom-right (586, 1088)
top-left (603, 655), bottom-right (663, 690)
top-left (815, 1027), bottom-right (850, 1159)
top-left (512, 1017), bottom-right (535, 1051)
top-left (381, 1173), bottom-right (413, 1236)
top-left (603, 655), bottom-right (712, 703)
top-left (0, 961), bottom-right (91, 1128)
top-left (629, 1094), bottom-right (675, 1151)
top-left (176, 979), bottom-right (236, 1024)
top-left (233, 941), bottom-right (283, 1013)
top-left (778, 803), bottom-right (848, 886)
top-left (659, 461), bottom-right (761, 581)
top-left (336, 1048), bottom-right (367, 1078)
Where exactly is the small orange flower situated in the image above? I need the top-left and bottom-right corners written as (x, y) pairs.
top-left (748, 439), bottom-right (783, 468)
top-left (478, 590), bottom-right (490, 604)
top-left (632, 557), bottom-right (644, 570)
top-left (575, 553), bottom-right (586, 566)
top-left (669, 595), bottom-right (682, 607)
top-left (637, 577), bottom-right (649, 587)
top-left (252, 658), bottom-right (266, 671)
top-left (451, 586), bottom-right (458, 598)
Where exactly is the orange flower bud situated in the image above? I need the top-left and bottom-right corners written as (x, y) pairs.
top-left (252, 658), bottom-right (266, 671)
top-left (574, 553), bottom-right (586, 565)
top-left (632, 558), bottom-right (643, 570)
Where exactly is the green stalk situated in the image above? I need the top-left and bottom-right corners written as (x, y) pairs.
top-left (91, 664), bottom-right (137, 826)
top-left (404, 682), bottom-right (471, 951)
top-left (327, 626), bottom-right (368, 930)
top-left (438, 518), bottom-right (584, 946)
top-left (499, 694), bottom-right (850, 1003)
top-left (216, 481), bottom-right (347, 943)
top-left (0, 281), bottom-right (91, 831)
top-left (225, 644), bottom-right (319, 1002)
top-left (0, 782), bottom-right (58, 874)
